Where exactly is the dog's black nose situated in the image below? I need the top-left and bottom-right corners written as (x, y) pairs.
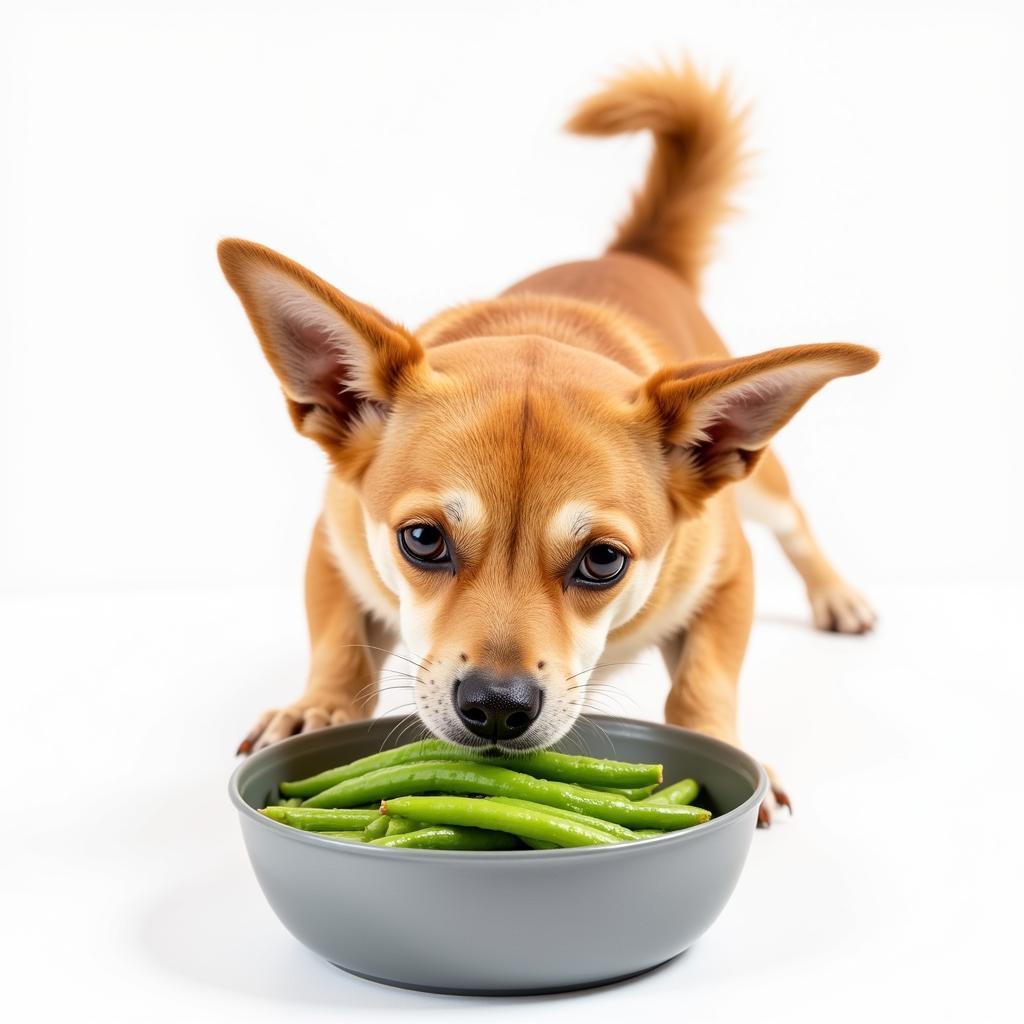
top-left (454, 670), bottom-right (543, 741)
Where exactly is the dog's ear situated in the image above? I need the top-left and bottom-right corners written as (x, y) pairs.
top-left (217, 238), bottom-right (427, 473)
top-left (641, 343), bottom-right (878, 512)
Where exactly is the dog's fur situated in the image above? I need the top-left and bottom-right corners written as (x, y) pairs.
top-left (219, 64), bottom-right (877, 820)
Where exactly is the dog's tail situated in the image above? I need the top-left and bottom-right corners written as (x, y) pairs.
top-left (565, 63), bottom-right (748, 291)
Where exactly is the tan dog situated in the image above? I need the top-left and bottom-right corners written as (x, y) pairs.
top-left (219, 64), bottom-right (877, 823)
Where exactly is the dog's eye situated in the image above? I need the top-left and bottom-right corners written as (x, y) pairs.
top-left (398, 524), bottom-right (451, 567)
top-left (572, 544), bottom-right (629, 587)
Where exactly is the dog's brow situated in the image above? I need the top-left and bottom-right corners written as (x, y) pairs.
top-left (549, 501), bottom-right (595, 547)
top-left (440, 489), bottom-right (486, 531)
top-left (391, 489), bottom-right (486, 531)
top-left (570, 513), bottom-right (590, 539)
top-left (549, 501), bottom-right (642, 554)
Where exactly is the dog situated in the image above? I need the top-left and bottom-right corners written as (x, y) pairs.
top-left (219, 63), bottom-right (877, 823)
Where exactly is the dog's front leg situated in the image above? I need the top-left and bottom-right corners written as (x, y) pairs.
top-left (237, 518), bottom-right (396, 753)
top-left (660, 545), bottom-right (753, 750)
top-left (659, 541), bottom-right (789, 825)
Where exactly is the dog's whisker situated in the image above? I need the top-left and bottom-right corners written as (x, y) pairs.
top-left (575, 690), bottom-right (636, 715)
top-left (564, 661), bottom-right (651, 684)
top-left (376, 705), bottom-right (419, 725)
top-left (563, 720), bottom-right (591, 756)
top-left (352, 678), bottom-right (415, 701)
top-left (360, 685), bottom-right (415, 699)
top-left (355, 684), bottom-right (416, 710)
top-left (378, 710), bottom-right (423, 752)
top-left (577, 715), bottom-right (617, 757)
top-left (585, 679), bottom-right (641, 700)
top-left (575, 701), bottom-right (618, 718)
top-left (557, 724), bottom-right (580, 755)
top-left (584, 697), bottom-right (637, 716)
top-left (366, 677), bottom-right (418, 692)
top-left (392, 715), bottom-right (426, 747)
top-left (336, 644), bottom-right (431, 673)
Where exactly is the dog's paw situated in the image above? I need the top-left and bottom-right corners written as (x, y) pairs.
top-left (236, 701), bottom-right (354, 755)
top-left (756, 768), bottom-right (792, 829)
top-left (808, 578), bottom-right (876, 635)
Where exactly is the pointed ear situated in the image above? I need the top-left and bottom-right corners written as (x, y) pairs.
top-left (217, 238), bottom-right (427, 468)
top-left (642, 343), bottom-right (878, 510)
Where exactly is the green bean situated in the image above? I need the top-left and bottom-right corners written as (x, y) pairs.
top-left (382, 796), bottom-right (619, 847)
top-left (318, 831), bottom-right (366, 842)
top-left (362, 814), bottom-right (391, 840)
top-left (385, 816), bottom-right (423, 836)
top-left (490, 751), bottom-right (661, 788)
top-left (642, 778), bottom-right (700, 807)
top-left (259, 806), bottom-right (381, 831)
top-left (368, 826), bottom-right (521, 851)
top-left (632, 829), bottom-right (665, 839)
top-left (592, 784), bottom-right (658, 800)
top-left (304, 760), bottom-right (710, 829)
top-left (487, 797), bottom-right (638, 841)
top-left (280, 740), bottom-right (661, 797)
top-left (298, 760), bottom-right (483, 808)
top-left (522, 838), bottom-right (558, 850)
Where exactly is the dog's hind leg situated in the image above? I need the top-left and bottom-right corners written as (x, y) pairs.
top-left (739, 449), bottom-right (876, 634)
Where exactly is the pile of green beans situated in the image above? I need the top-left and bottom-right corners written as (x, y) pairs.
top-left (260, 740), bottom-right (710, 851)
top-left (277, 740), bottom-right (664, 797)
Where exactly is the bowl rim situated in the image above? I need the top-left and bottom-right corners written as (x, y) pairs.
top-left (228, 714), bottom-right (769, 862)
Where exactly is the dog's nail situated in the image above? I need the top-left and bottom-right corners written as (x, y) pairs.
top-left (757, 804), bottom-right (771, 829)
top-left (236, 739), bottom-right (252, 756)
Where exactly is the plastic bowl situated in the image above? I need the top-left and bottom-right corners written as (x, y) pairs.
top-left (230, 714), bottom-right (766, 994)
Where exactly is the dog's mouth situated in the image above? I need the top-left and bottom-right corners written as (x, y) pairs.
top-left (461, 742), bottom-right (503, 757)
top-left (432, 729), bottom-right (548, 756)
top-left (458, 741), bottom-right (501, 757)
top-left (424, 717), bottom-right (556, 756)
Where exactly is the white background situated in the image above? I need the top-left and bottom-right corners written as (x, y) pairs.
top-left (1, 1), bottom-right (1021, 1021)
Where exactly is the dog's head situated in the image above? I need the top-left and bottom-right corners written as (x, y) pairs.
top-left (220, 240), bottom-right (876, 751)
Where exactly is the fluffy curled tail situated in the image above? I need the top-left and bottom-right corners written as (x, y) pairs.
top-left (566, 63), bottom-right (748, 290)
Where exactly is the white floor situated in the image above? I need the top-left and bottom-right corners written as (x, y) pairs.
top-left (3, 575), bottom-right (1020, 1022)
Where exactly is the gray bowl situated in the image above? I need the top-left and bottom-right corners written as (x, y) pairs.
top-left (229, 715), bottom-right (767, 994)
